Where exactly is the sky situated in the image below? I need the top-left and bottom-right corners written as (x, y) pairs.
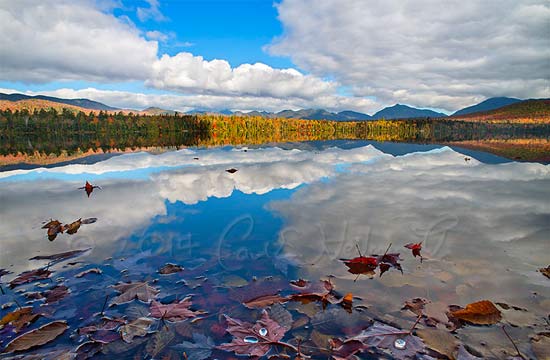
top-left (0, 0), bottom-right (548, 114)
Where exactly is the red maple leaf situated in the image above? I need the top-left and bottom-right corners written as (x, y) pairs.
top-left (404, 242), bottom-right (423, 262)
top-left (217, 310), bottom-right (289, 357)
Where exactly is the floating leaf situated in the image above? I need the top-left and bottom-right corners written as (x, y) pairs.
top-left (539, 266), bottom-right (550, 279)
top-left (65, 218), bottom-right (82, 235)
top-left (119, 317), bottom-right (154, 343)
top-left (2, 320), bottom-right (67, 353)
top-left (78, 181), bottom-right (101, 197)
top-left (75, 268), bottom-right (102, 278)
top-left (0, 307), bottom-right (40, 333)
top-left (218, 310), bottom-right (289, 357)
top-left (225, 168), bottom-right (238, 173)
top-left (9, 268), bottom-right (51, 288)
top-left (172, 333), bottom-right (214, 360)
top-left (404, 242), bottom-right (423, 262)
top-left (30, 248), bottom-right (90, 263)
top-left (353, 322), bottom-right (425, 360)
top-left (448, 300), bottom-right (502, 325)
top-left (150, 297), bottom-right (205, 322)
top-left (402, 298), bottom-right (428, 317)
top-left (81, 217), bottom-right (98, 225)
top-left (158, 263), bottom-right (184, 275)
top-left (290, 279), bottom-right (308, 288)
top-left (111, 281), bottom-right (159, 305)
top-left (43, 285), bottom-right (69, 304)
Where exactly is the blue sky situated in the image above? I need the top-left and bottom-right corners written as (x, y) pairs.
top-left (0, 0), bottom-right (548, 113)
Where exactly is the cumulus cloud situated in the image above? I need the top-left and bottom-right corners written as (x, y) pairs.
top-left (268, 0), bottom-right (550, 110)
top-left (0, 87), bottom-right (380, 113)
top-left (148, 53), bottom-right (337, 99)
top-left (0, 0), bottom-right (158, 82)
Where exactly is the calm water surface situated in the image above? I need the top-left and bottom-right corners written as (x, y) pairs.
top-left (0, 141), bottom-right (548, 359)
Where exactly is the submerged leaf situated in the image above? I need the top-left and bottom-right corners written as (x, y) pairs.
top-left (354, 322), bottom-right (425, 359)
top-left (119, 317), bottom-right (154, 343)
top-left (3, 320), bottom-right (67, 353)
top-left (218, 310), bottom-right (289, 357)
top-left (43, 285), bottom-right (69, 304)
top-left (9, 268), bottom-right (51, 288)
top-left (111, 281), bottom-right (159, 305)
top-left (150, 297), bottom-right (205, 322)
top-left (448, 300), bottom-right (502, 325)
top-left (172, 333), bottom-right (215, 360)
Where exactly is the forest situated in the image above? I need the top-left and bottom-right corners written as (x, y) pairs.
top-left (0, 108), bottom-right (549, 158)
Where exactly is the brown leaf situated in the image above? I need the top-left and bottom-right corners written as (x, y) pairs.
top-left (539, 265), bottom-right (550, 279)
top-left (29, 248), bottom-right (90, 262)
top-left (218, 310), bottom-right (289, 357)
top-left (65, 218), bottom-right (82, 235)
top-left (243, 294), bottom-right (288, 309)
top-left (2, 320), bottom-right (68, 353)
top-left (75, 268), bottom-right (102, 278)
top-left (0, 307), bottom-right (40, 333)
top-left (42, 219), bottom-right (62, 229)
top-left (402, 298), bottom-right (428, 317)
top-left (416, 328), bottom-right (459, 359)
top-left (150, 297), bottom-right (205, 322)
top-left (44, 285), bottom-right (69, 303)
top-left (119, 317), bottom-right (154, 343)
top-left (145, 325), bottom-right (175, 358)
top-left (226, 168), bottom-right (238, 173)
top-left (158, 263), bottom-right (184, 275)
top-left (449, 300), bottom-right (502, 325)
top-left (111, 281), bottom-right (159, 305)
top-left (9, 268), bottom-right (51, 288)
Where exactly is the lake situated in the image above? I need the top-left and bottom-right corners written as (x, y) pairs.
top-left (0, 140), bottom-right (549, 359)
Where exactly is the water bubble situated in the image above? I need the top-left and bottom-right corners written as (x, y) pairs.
top-left (394, 338), bottom-right (406, 350)
top-left (243, 336), bottom-right (259, 343)
top-left (259, 328), bottom-right (268, 336)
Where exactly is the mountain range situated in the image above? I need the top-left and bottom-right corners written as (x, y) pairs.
top-left (0, 93), bottom-right (543, 121)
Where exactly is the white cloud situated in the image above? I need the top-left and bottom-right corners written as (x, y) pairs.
top-left (0, 87), bottom-right (380, 113)
top-left (148, 53), bottom-right (337, 99)
top-left (268, 0), bottom-right (550, 110)
top-left (137, 0), bottom-right (167, 22)
top-left (0, 0), bottom-right (158, 82)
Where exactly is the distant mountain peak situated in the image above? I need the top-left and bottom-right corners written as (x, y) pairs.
top-left (452, 97), bottom-right (521, 116)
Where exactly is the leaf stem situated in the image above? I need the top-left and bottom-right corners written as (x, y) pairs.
top-left (501, 325), bottom-right (525, 359)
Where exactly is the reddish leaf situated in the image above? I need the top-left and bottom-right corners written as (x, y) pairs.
top-left (290, 279), bottom-right (308, 288)
top-left (404, 242), bottom-right (423, 261)
top-left (9, 268), bottom-right (51, 288)
top-left (448, 300), bottom-right (502, 325)
top-left (217, 310), bottom-right (289, 357)
top-left (341, 256), bottom-right (378, 276)
top-left (79, 181), bottom-right (101, 197)
top-left (150, 297), bottom-right (205, 322)
top-left (158, 263), bottom-right (184, 275)
top-left (111, 281), bottom-right (159, 305)
top-left (44, 285), bottom-right (69, 304)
